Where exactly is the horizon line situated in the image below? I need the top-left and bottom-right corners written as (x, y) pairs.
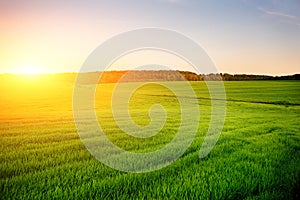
top-left (0, 70), bottom-right (299, 77)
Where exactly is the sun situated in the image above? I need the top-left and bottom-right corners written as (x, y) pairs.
top-left (18, 65), bottom-right (44, 75)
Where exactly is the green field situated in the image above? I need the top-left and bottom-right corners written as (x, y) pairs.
top-left (1, 77), bottom-right (300, 199)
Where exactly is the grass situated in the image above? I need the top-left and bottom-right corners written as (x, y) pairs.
top-left (0, 76), bottom-right (300, 199)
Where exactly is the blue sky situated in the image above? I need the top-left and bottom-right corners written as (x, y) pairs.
top-left (0, 0), bottom-right (299, 75)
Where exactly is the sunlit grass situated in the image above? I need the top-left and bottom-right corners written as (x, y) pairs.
top-left (0, 75), bottom-right (299, 199)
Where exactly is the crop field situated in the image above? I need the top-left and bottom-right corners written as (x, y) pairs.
top-left (1, 75), bottom-right (300, 199)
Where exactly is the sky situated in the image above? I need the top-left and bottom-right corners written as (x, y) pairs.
top-left (0, 0), bottom-right (299, 75)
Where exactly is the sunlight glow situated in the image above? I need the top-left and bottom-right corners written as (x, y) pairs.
top-left (16, 65), bottom-right (45, 75)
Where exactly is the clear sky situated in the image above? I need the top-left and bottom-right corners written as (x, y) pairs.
top-left (0, 0), bottom-right (299, 75)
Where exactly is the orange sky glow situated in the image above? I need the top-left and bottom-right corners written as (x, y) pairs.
top-left (0, 0), bottom-right (299, 75)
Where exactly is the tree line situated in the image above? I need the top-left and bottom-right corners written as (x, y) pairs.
top-left (76, 70), bottom-right (300, 84)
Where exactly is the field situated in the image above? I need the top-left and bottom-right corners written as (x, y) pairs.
top-left (1, 75), bottom-right (300, 199)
